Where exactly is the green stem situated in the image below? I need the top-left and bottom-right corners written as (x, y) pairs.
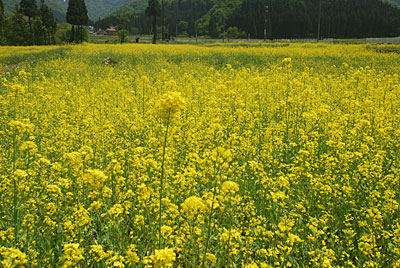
top-left (159, 115), bottom-right (170, 249)
top-left (12, 132), bottom-right (18, 246)
top-left (13, 175), bottom-right (18, 246)
top-left (142, 81), bottom-right (145, 119)
top-left (285, 71), bottom-right (290, 142)
top-left (201, 160), bottom-right (218, 267)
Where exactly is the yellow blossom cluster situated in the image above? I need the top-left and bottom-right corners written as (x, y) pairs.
top-left (158, 90), bottom-right (186, 121)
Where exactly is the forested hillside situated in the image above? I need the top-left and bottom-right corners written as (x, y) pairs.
top-left (3, 0), bottom-right (131, 21)
top-left (96, 0), bottom-right (400, 39)
top-left (3, 0), bottom-right (400, 38)
top-left (386, 0), bottom-right (400, 6)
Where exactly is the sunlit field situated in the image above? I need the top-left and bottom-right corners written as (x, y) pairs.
top-left (0, 43), bottom-right (399, 267)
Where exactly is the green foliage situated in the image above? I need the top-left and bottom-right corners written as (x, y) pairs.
top-left (98, 0), bottom-right (400, 39)
top-left (146, 0), bottom-right (161, 44)
top-left (145, 0), bottom-right (161, 17)
top-left (177, 21), bottom-right (188, 35)
top-left (54, 22), bottom-right (86, 44)
top-left (78, 0), bottom-right (88, 26)
top-left (1, 7), bottom-right (80, 46)
top-left (66, 0), bottom-right (80, 25)
top-left (226, 26), bottom-right (245, 39)
top-left (2, 0), bottom-right (400, 45)
top-left (67, 0), bottom-right (88, 43)
top-left (19, 0), bottom-right (37, 18)
top-left (55, 22), bottom-right (72, 44)
top-left (33, 17), bottom-right (46, 45)
top-left (3, 0), bottom-right (132, 21)
top-left (114, 0), bottom-right (148, 16)
top-left (117, 29), bottom-right (128, 43)
top-left (384, 0), bottom-right (400, 8)
top-left (3, 12), bottom-right (29, 45)
top-left (19, 0), bottom-right (38, 45)
top-left (40, 2), bottom-right (57, 45)
top-left (81, 0), bottom-right (132, 20)
top-left (4, 0), bottom-right (399, 26)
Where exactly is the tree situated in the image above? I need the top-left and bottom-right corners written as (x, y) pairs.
top-left (78, 0), bottom-right (88, 43)
top-left (40, 0), bottom-right (57, 44)
top-left (33, 16), bottom-right (46, 45)
top-left (4, 12), bottom-right (29, 45)
top-left (226, 26), bottom-right (240, 40)
top-left (66, 0), bottom-right (80, 42)
top-left (66, 0), bottom-right (88, 43)
top-left (208, 15), bottom-right (218, 38)
top-left (118, 29), bottom-right (128, 43)
top-left (20, 0), bottom-right (38, 45)
top-left (177, 20), bottom-right (188, 35)
top-left (145, 0), bottom-right (161, 44)
top-left (317, 0), bottom-right (330, 41)
top-left (95, 0), bottom-right (400, 40)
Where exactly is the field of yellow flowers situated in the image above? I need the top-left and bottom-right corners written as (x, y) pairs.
top-left (0, 42), bottom-right (400, 267)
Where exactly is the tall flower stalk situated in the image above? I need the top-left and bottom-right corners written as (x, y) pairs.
top-left (157, 91), bottom-right (185, 248)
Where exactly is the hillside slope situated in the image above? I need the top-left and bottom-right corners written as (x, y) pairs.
top-left (112, 0), bottom-right (148, 16)
top-left (3, 0), bottom-right (132, 21)
top-left (388, 0), bottom-right (400, 6)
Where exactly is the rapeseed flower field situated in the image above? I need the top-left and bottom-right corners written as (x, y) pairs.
top-left (0, 43), bottom-right (399, 267)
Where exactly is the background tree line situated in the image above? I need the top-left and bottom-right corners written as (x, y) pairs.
top-left (96, 0), bottom-right (400, 39)
top-left (0, 0), bottom-right (88, 45)
top-left (0, 0), bottom-right (57, 45)
top-left (227, 0), bottom-right (400, 39)
top-left (1, 0), bottom-right (399, 45)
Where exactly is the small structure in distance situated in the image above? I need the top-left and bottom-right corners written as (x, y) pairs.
top-left (105, 27), bottom-right (117, 35)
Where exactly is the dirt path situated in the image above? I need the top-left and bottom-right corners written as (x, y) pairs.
top-left (0, 61), bottom-right (30, 73)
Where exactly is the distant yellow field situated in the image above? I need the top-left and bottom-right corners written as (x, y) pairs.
top-left (0, 43), bottom-right (399, 267)
top-left (0, 45), bottom-right (60, 57)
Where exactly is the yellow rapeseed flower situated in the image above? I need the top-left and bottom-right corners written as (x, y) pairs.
top-left (221, 181), bottom-right (239, 195)
top-left (0, 247), bottom-right (27, 268)
top-left (158, 91), bottom-right (185, 121)
top-left (181, 196), bottom-right (206, 219)
top-left (60, 243), bottom-right (84, 268)
top-left (151, 247), bottom-right (176, 268)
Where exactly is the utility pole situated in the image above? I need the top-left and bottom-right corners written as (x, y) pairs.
top-left (264, 5), bottom-right (268, 42)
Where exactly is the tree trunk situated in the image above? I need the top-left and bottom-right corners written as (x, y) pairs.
top-left (152, 15), bottom-right (157, 44)
top-left (80, 25), bottom-right (83, 43)
top-left (28, 16), bottom-right (35, 45)
top-left (43, 29), bottom-right (48, 45)
top-left (0, 14), bottom-right (5, 44)
top-left (161, 0), bottom-right (164, 40)
top-left (317, 0), bottom-right (322, 41)
top-left (70, 25), bottom-right (75, 42)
